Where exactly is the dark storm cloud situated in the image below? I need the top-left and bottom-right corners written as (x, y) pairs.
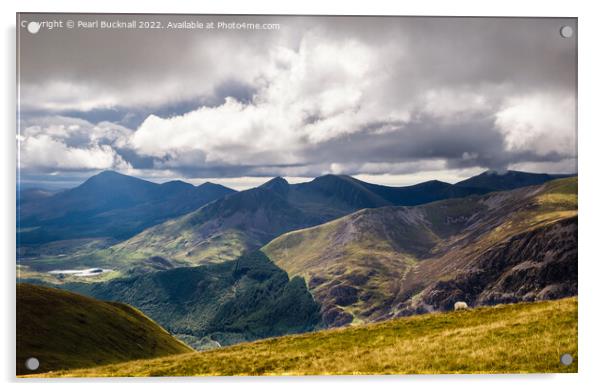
top-left (17, 14), bottom-right (577, 184)
top-left (303, 113), bottom-right (573, 174)
top-left (25, 79), bottom-right (257, 129)
top-left (18, 15), bottom-right (576, 109)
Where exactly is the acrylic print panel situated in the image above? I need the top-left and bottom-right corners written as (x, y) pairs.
top-left (16, 14), bottom-right (577, 377)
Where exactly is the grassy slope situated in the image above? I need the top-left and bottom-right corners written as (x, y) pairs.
top-left (262, 206), bottom-right (435, 324)
top-left (34, 297), bottom-right (577, 377)
top-left (17, 283), bottom-right (192, 375)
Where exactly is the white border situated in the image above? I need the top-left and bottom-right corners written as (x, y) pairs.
top-left (2, 1), bottom-right (601, 390)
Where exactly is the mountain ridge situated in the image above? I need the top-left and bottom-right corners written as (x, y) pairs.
top-left (103, 170), bottom-right (571, 269)
top-left (455, 170), bottom-right (573, 191)
top-left (18, 170), bottom-right (237, 245)
top-left (263, 177), bottom-right (577, 326)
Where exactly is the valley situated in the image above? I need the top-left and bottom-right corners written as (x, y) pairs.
top-left (61, 251), bottom-right (322, 349)
top-left (17, 169), bottom-right (578, 374)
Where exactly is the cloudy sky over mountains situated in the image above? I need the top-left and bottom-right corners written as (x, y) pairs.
top-left (18, 15), bottom-right (577, 189)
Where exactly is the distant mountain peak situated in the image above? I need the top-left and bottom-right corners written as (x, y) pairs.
top-left (160, 180), bottom-right (194, 192)
top-left (81, 170), bottom-right (150, 188)
top-left (260, 177), bottom-right (290, 193)
top-left (456, 170), bottom-right (570, 191)
top-left (420, 179), bottom-right (450, 186)
top-left (164, 179), bottom-right (189, 185)
top-left (93, 170), bottom-right (125, 178)
top-left (196, 182), bottom-right (237, 195)
top-left (482, 169), bottom-right (520, 176)
top-left (315, 173), bottom-right (348, 180)
top-left (198, 181), bottom-right (227, 189)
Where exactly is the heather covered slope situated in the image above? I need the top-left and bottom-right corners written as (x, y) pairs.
top-left (33, 298), bottom-right (577, 377)
top-left (263, 177), bottom-right (577, 326)
top-left (16, 283), bottom-right (192, 375)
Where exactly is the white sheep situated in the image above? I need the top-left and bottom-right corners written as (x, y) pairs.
top-left (454, 301), bottom-right (469, 311)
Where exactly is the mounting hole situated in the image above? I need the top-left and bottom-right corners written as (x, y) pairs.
top-left (27, 22), bottom-right (40, 34)
top-left (560, 353), bottom-right (573, 366)
top-left (25, 357), bottom-right (40, 371)
top-left (560, 25), bottom-right (574, 38)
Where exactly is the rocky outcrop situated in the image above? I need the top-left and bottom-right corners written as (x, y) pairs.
top-left (399, 217), bottom-right (577, 313)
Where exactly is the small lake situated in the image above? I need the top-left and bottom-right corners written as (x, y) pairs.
top-left (48, 268), bottom-right (113, 277)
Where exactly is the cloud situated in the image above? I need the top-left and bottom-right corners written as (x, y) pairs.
top-left (18, 134), bottom-right (131, 171)
top-left (18, 116), bottom-right (132, 172)
top-left (495, 92), bottom-right (577, 156)
top-left (128, 34), bottom-right (398, 166)
top-left (19, 15), bottom-right (283, 112)
top-left (18, 15), bottom-right (577, 184)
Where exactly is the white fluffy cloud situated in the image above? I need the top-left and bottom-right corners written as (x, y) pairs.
top-left (495, 92), bottom-right (576, 156)
top-left (129, 33), bottom-right (413, 166)
top-left (18, 116), bottom-right (132, 171)
top-left (18, 134), bottom-right (131, 171)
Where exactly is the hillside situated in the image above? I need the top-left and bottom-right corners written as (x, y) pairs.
top-left (32, 298), bottom-right (577, 377)
top-left (18, 170), bottom-right (236, 245)
top-left (263, 177), bottom-right (577, 326)
top-left (61, 251), bottom-right (322, 349)
top-left (16, 283), bottom-right (192, 375)
top-left (96, 170), bottom-right (561, 270)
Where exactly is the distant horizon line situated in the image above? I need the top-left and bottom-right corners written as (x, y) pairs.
top-left (18, 168), bottom-right (577, 192)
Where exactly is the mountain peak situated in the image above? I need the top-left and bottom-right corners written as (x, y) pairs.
top-left (198, 181), bottom-right (224, 189)
top-left (93, 170), bottom-right (125, 179)
top-left (197, 182), bottom-right (237, 195)
top-left (160, 180), bottom-right (194, 191)
top-left (309, 174), bottom-right (354, 185)
top-left (260, 177), bottom-right (290, 193)
top-left (82, 170), bottom-right (140, 186)
top-left (456, 170), bottom-right (565, 191)
top-left (481, 169), bottom-right (515, 176)
top-left (78, 170), bottom-right (158, 190)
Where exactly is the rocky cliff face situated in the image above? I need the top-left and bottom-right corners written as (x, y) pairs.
top-left (398, 217), bottom-right (577, 315)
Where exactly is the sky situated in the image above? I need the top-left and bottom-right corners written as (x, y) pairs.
top-left (17, 14), bottom-right (577, 190)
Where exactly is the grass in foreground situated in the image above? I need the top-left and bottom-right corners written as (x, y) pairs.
top-left (32, 297), bottom-right (577, 377)
top-left (17, 284), bottom-right (193, 375)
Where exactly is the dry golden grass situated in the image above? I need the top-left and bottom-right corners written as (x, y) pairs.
top-left (31, 297), bottom-right (577, 377)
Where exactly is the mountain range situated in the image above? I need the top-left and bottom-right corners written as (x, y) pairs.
top-left (19, 169), bottom-right (571, 273)
top-left (17, 169), bottom-right (577, 355)
top-left (18, 170), bottom-right (235, 245)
